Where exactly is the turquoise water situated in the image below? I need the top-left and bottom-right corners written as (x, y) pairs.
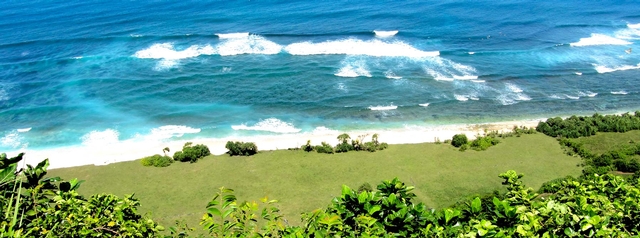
top-left (1, 1), bottom-right (640, 150)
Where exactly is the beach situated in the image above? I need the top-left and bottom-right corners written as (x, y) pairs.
top-left (12, 119), bottom-right (541, 170)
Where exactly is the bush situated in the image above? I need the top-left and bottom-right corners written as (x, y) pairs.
top-left (315, 142), bottom-right (334, 154)
top-left (538, 176), bottom-right (578, 193)
top-left (614, 159), bottom-right (640, 173)
top-left (225, 141), bottom-right (258, 156)
top-left (140, 154), bottom-right (173, 167)
top-left (301, 140), bottom-right (314, 152)
top-left (451, 134), bottom-right (468, 147)
top-left (469, 136), bottom-right (500, 151)
top-left (458, 144), bottom-right (469, 152)
top-left (173, 142), bottom-right (211, 163)
top-left (335, 142), bottom-right (355, 153)
top-left (357, 182), bottom-right (373, 193)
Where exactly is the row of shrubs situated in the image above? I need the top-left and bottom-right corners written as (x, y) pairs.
top-left (536, 112), bottom-right (640, 138)
top-left (300, 133), bottom-right (389, 154)
top-left (559, 138), bottom-right (640, 175)
top-left (450, 133), bottom-right (500, 151)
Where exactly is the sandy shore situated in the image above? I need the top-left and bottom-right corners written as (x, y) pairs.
top-left (11, 119), bottom-right (542, 170)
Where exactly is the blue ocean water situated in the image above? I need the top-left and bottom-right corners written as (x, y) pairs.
top-left (1, 1), bottom-right (640, 151)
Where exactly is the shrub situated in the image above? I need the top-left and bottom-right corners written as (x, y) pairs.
top-left (538, 176), bottom-right (578, 193)
top-left (469, 136), bottom-right (500, 151)
top-left (451, 134), bottom-right (468, 147)
top-left (614, 159), bottom-right (640, 173)
top-left (458, 144), bottom-right (469, 152)
top-left (315, 142), bottom-right (334, 154)
top-left (225, 141), bottom-right (258, 156)
top-left (174, 142), bottom-right (211, 162)
top-left (335, 142), bottom-right (354, 153)
top-left (140, 154), bottom-right (173, 167)
top-left (301, 140), bottom-right (314, 152)
top-left (357, 182), bottom-right (373, 193)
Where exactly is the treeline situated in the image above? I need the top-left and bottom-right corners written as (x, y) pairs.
top-left (536, 112), bottom-right (640, 138)
top-left (449, 126), bottom-right (536, 151)
top-left (3, 152), bottom-right (640, 237)
top-left (298, 133), bottom-right (388, 154)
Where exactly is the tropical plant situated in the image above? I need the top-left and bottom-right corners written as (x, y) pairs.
top-left (141, 154), bottom-right (173, 167)
top-left (225, 141), bottom-right (258, 156)
top-left (451, 134), bottom-right (468, 147)
top-left (174, 142), bottom-right (211, 162)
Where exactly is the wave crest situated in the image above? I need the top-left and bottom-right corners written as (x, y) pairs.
top-left (570, 33), bottom-right (632, 47)
top-left (374, 30), bottom-right (398, 37)
top-left (231, 118), bottom-right (301, 133)
top-left (285, 39), bottom-right (439, 57)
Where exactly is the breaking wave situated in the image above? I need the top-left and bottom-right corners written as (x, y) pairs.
top-left (231, 118), bottom-right (301, 133)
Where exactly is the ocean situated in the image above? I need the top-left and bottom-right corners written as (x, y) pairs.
top-left (1, 1), bottom-right (640, 153)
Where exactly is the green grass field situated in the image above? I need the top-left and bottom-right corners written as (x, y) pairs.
top-left (573, 130), bottom-right (640, 155)
top-left (47, 134), bottom-right (581, 228)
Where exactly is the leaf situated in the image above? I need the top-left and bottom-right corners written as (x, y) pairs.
top-left (341, 185), bottom-right (352, 196)
top-left (471, 197), bottom-right (482, 213)
top-left (207, 207), bottom-right (221, 217)
top-left (0, 163), bottom-right (17, 184)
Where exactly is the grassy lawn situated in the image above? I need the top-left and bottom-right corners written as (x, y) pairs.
top-left (573, 130), bottom-right (640, 155)
top-left (47, 133), bottom-right (580, 228)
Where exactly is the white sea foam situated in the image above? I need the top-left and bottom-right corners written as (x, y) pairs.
top-left (231, 118), bottom-right (301, 133)
top-left (1, 132), bottom-right (21, 148)
top-left (471, 79), bottom-right (486, 83)
top-left (311, 126), bottom-right (338, 135)
top-left (454, 94), bottom-right (469, 101)
top-left (594, 64), bottom-right (640, 73)
top-left (73, 56), bottom-right (83, 59)
top-left (611, 91), bottom-right (628, 95)
top-left (134, 43), bottom-right (215, 60)
top-left (629, 23), bottom-right (640, 29)
top-left (549, 94), bottom-right (566, 100)
top-left (505, 83), bottom-right (523, 93)
top-left (336, 82), bottom-right (348, 92)
top-left (0, 89), bottom-right (8, 102)
top-left (221, 67), bottom-right (232, 73)
top-left (468, 52), bottom-right (475, 55)
top-left (216, 35), bottom-right (282, 56)
top-left (469, 96), bottom-right (480, 101)
top-left (81, 129), bottom-right (120, 147)
top-left (374, 30), bottom-right (399, 37)
top-left (575, 72), bottom-right (582, 75)
top-left (570, 33), bottom-right (632, 47)
top-left (453, 75), bottom-right (479, 80)
top-left (17, 128), bottom-right (31, 133)
top-left (419, 103), bottom-right (430, 107)
top-left (369, 105), bottom-right (398, 111)
top-left (335, 59), bottom-right (371, 78)
top-left (384, 70), bottom-right (402, 79)
top-left (149, 125), bottom-right (201, 139)
top-left (565, 95), bottom-right (580, 100)
top-left (130, 34), bottom-right (143, 38)
top-left (216, 32), bottom-right (250, 39)
top-left (578, 91), bottom-right (598, 97)
top-left (285, 39), bottom-right (439, 57)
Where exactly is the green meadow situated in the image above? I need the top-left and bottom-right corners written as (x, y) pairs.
top-left (47, 133), bottom-right (581, 228)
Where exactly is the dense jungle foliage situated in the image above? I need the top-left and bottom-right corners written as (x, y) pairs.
top-left (536, 112), bottom-right (640, 138)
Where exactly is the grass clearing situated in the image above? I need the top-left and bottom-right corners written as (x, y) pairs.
top-left (573, 131), bottom-right (640, 155)
top-left (47, 134), bottom-right (580, 228)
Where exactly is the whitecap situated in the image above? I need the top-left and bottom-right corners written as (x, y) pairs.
top-left (471, 79), bottom-right (486, 83)
top-left (505, 83), bottom-right (523, 93)
top-left (578, 91), bottom-right (597, 97)
top-left (216, 32), bottom-right (250, 39)
top-left (73, 56), bottom-right (83, 59)
top-left (549, 94), bottom-right (566, 100)
top-left (216, 34), bottom-right (283, 56)
top-left (419, 103), bottom-right (430, 107)
top-left (369, 105), bottom-right (398, 111)
top-left (335, 59), bottom-right (371, 78)
top-left (374, 30), bottom-right (399, 37)
top-left (469, 96), bottom-right (480, 101)
top-left (628, 23), bottom-right (640, 29)
top-left (611, 91), bottom-right (628, 95)
top-left (311, 126), bottom-right (338, 135)
top-left (468, 52), bottom-right (475, 55)
top-left (594, 63), bottom-right (640, 74)
top-left (453, 75), bottom-right (479, 80)
top-left (134, 43), bottom-right (215, 60)
top-left (285, 39), bottom-right (439, 57)
top-left (569, 33), bottom-right (632, 47)
top-left (454, 94), bottom-right (469, 101)
top-left (231, 118), bottom-right (301, 133)
top-left (149, 125), bottom-right (201, 139)
top-left (1, 132), bottom-right (21, 148)
top-left (81, 129), bottom-right (120, 146)
top-left (130, 34), bottom-right (143, 38)
top-left (575, 72), bottom-right (582, 75)
top-left (17, 128), bottom-right (31, 133)
top-left (384, 70), bottom-right (402, 79)
top-left (565, 95), bottom-right (580, 100)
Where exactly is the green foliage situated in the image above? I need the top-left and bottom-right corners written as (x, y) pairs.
top-left (174, 142), bottom-right (211, 162)
top-left (469, 135), bottom-right (500, 151)
top-left (315, 142), bottom-right (334, 154)
top-left (538, 175), bottom-right (578, 193)
top-left (459, 144), bottom-right (469, 152)
top-left (140, 154), bottom-right (173, 167)
top-left (1, 152), bottom-right (162, 237)
top-left (301, 140), bottom-right (314, 152)
top-left (225, 141), bottom-right (258, 156)
top-left (356, 182), bottom-right (373, 193)
top-left (537, 112), bottom-right (640, 138)
top-left (451, 134), bottom-right (468, 147)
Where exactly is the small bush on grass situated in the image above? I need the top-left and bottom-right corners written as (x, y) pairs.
top-left (469, 135), bottom-right (500, 151)
top-left (174, 142), bottom-right (211, 163)
top-left (357, 182), bottom-right (373, 193)
top-left (226, 141), bottom-right (258, 156)
top-left (315, 142), bottom-right (334, 154)
top-left (451, 134), bottom-right (468, 147)
top-left (301, 140), bottom-right (314, 152)
top-left (458, 144), bottom-right (469, 152)
top-left (140, 154), bottom-right (173, 167)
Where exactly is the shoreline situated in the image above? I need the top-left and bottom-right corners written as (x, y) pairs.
top-left (11, 119), bottom-right (542, 170)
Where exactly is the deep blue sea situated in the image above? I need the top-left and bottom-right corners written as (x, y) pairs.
top-left (2, 1), bottom-right (640, 151)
